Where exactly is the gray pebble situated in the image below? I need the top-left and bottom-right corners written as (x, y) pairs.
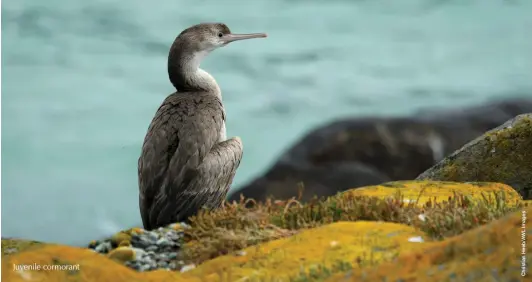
top-left (88, 222), bottom-right (189, 272)
top-left (146, 245), bottom-right (158, 252)
top-left (94, 242), bottom-right (112, 253)
top-left (156, 237), bottom-right (171, 247)
top-left (147, 232), bottom-right (158, 241)
top-left (131, 237), bottom-right (152, 249)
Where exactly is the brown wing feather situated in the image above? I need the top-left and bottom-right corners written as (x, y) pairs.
top-left (151, 137), bottom-right (243, 227)
top-left (138, 92), bottom-right (224, 230)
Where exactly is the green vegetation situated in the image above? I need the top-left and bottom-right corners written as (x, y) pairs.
top-left (181, 182), bottom-right (520, 267)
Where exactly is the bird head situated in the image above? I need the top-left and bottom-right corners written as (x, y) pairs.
top-left (177, 23), bottom-right (267, 53)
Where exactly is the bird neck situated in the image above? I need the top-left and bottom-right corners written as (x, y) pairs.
top-left (168, 45), bottom-right (221, 96)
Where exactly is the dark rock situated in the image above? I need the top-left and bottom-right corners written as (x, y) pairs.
top-left (416, 114), bottom-right (532, 199)
top-left (229, 98), bottom-right (532, 202)
top-left (232, 162), bottom-right (390, 202)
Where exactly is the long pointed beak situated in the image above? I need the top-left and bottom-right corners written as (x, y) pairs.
top-left (222, 33), bottom-right (267, 44)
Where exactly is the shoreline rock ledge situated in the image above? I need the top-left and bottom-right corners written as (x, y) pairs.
top-left (1, 181), bottom-right (529, 281)
top-left (230, 98), bottom-right (532, 202)
top-left (416, 113), bottom-right (532, 199)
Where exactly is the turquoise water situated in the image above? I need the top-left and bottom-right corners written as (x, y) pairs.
top-left (2, 0), bottom-right (531, 245)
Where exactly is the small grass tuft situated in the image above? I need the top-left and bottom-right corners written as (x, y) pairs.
top-left (290, 260), bottom-right (353, 282)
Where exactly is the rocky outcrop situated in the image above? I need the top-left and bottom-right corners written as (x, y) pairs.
top-left (417, 114), bottom-right (532, 199)
top-left (231, 162), bottom-right (391, 202)
top-left (87, 224), bottom-right (187, 272)
top-left (1, 181), bottom-right (525, 282)
top-left (229, 98), bottom-right (532, 202)
top-left (326, 205), bottom-right (531, 281)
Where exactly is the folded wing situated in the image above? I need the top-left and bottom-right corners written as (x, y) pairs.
top-left (138, 93), bottom-right (224, 230)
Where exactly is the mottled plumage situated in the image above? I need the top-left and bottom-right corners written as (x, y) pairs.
top-left (138, 23), bottom-right (266, 230)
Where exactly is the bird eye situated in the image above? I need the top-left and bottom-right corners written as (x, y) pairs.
top-left (218, 32), bottom-right (223, 38)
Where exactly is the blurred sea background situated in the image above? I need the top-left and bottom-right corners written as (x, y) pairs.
top-left (2, 0), bottom-right (532, 245)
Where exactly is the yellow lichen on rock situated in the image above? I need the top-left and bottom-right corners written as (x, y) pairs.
top-left (180, 221), bottom-right (430, 281)
top-left (1, 179), bottom-right (524, 282)
top-left (107, 246), bottom-right (136, 263)
top-left (118, 240), bottom-right (131, 247)
top-left (326, 205), bottom-right (532, 281)
top-left (111, 231), bottom-right (132, 247)
top-left (343, 180), bottom-right (521, 207)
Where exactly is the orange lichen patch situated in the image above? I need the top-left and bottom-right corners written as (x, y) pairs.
top-left (343, 181), bottom-right (521, 207)
top-left (325, 206), bottom-right (532, 282)
top-left (129, 227), bottom-right (144, 235)
top-left (118, 226), bottom-right (147, 237)
top-left (170, 223), bottom-right (188, 231)
top-left (180, 221), bottom-right (430, 281)
top-left (1, 244), bottom-right (191, 282)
